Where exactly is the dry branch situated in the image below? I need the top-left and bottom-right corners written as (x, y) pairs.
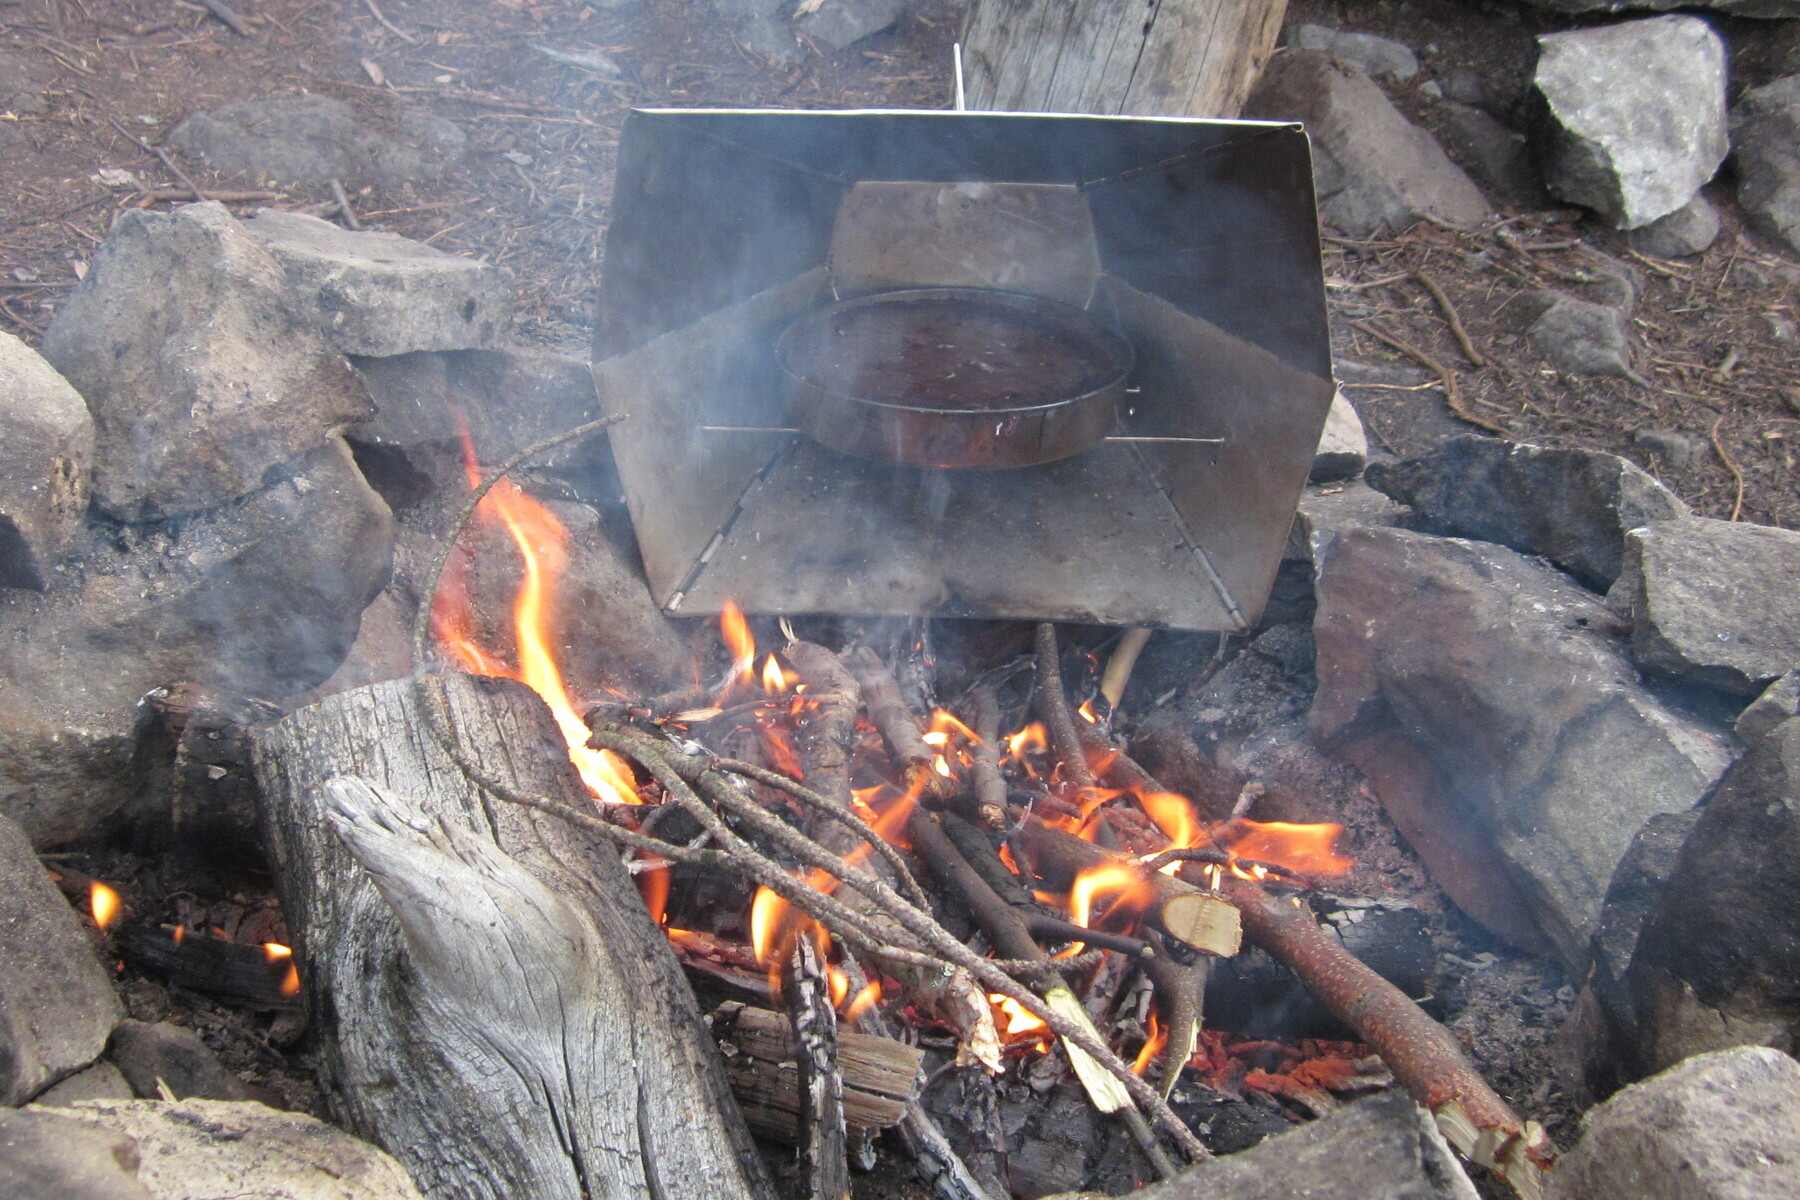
top-left (1351, 318), bottom-right (1506, 435)
top-left (1034, 623), bottom-right (1097, 790)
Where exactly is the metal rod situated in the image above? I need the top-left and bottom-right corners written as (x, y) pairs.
top-left (953, 43), bottom-right (966, 112)
top-left (699, 426), bottom-right (1224, 446)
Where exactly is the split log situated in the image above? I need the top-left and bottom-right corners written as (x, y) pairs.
top-left (134, 684), bottom-right (282, 865)
top-left (961, 0), bottom-right (1288, 118)
top-left (710, 1001), bottom-right (923, 1142)
top-left (250, 673), bottom-right (773, 1200)
top-left (783, 937), bottom-right (850, 1200)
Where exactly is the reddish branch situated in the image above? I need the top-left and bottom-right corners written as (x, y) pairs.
top-left (1034, 623), bottom-right (1097, 791)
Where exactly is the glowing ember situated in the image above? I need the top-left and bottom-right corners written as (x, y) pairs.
top-left (430, 423), bottom-right (640, 806)
top-left (89, 882), bottom-right (120, 930)
top-left (171, 924), bottom-right (186, 946)
top-left (1220, 819), bottom-right (1353, 878)
top-left (1077, 699), bottom-right (1099, 724)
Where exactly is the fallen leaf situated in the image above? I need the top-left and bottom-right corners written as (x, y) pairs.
top-left (361, 57), bottom-right (385, 86)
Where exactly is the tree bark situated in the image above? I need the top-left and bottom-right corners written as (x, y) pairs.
top-left (250, 673), bottom-right (774, 1200)
top-left (961, 0), bottom-right (1288, 118)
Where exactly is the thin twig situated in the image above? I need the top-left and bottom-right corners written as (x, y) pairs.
top-left (1413, 271), bottom-right (1485, 368)
top-left (1710, 415), bottom-right (1745, 522)
top-left (107, 117), bottom-right (208, 203)
top-left (330, 179), bottom-right (361, 231)
top-left (196, 0), bottom-right (250, 37)
top-left (1034, 624), bottom-right (1096, 791)
top-left (362, 0), bottom-right (417, 41)
top-left (1352, 318), bottom-right (1506, 435)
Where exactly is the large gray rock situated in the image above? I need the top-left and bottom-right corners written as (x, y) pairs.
top-left (0, 439), bottom-right (393, 846)
top-left (35, 1063), bottom-right (134, 1105)
top-left (36, 1100), bottom-right (425, 1200)
top-left (1288, 25), bottom-right (1420, 81)
top-left (1609, 518), bottom-right (1800, 697)
top-left (1628, 194), bottom-right (1721, 258)
top-left (107, 1022), bottom-right (251, 1102)
top-left (1549, 1047), bottom-right (1800, 1200)
top-left (0, 330), bottom-right (92, 589)
top-left (1729, 75), bottom-right (1800, 257)
top-left (1511, 289), bottom-right (1641, 382)
top-left (1629, 719), bottom-right (1800, 1069)
top-left (41, 203), bottom-right (370, 521)
top-left (1311, 527), bottom-right (1737, 968)
top-left (1524, 1), bottom-right (1800, 16)
top-left (1263, 479), bottom-right (1408, 626)
top-left (243, 211), bottom-right (510, 356)
top-left (1737, 670), bottom-right (1800, 743)
top-left (1364, 436), bottom-right (1689, 590)
top-left (0, 1107), bottom-right (151, 1200)
top-left (350, 347), bottom-right (598, 463)
top-left (0, 812), bottom-right (122, 1103)
top-left (1533, 17), bottom-right (1729, 229)
top-left (1433, 101), bottom-right (1541, 208)
top-left (792, 0), bottom-right (909, 51)
top-left (1245, 52), bottom-right (1489, 237)
top-left (1309, 391), bottom-right (1367, 483)
top-left (168, 94), bottom-right (465, 190)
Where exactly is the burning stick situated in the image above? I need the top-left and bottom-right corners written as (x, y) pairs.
top-left (965, 687), bottom-right (1008, 826)
top-left (783, 936), bottom-right (852, 1200)
top-left (1034, 624), bottom-right (1097, 790)
top-left (1020, 822), bottom-right (1552, 1200)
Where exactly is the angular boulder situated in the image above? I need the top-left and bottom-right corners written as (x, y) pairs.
top-left (1737, 670), bottom-right (1800, 744)
top-left (243, 211), bottom-right (511, 356)
top-left (168, 94), bottom-right (464, 190)
top-left (350, 346), bottom-right (598, 464)
top-left (41, 202), bottom-right (370, 520)
top-left (1533, 17), bottom-right (1728, 229)
top-left (0, 1107), bottom-right (151, 1200)
top-left (1309, 390), bottom-right (1367, 483)
top-left (1548, 1047), bottom-right (1800, 1200)
top-left (0, 439), bottom-right (393, 846)
top-left (1512, 289), bottom-right (1640, 382)
top-left (1364, 436), bottom-right (1688, 590)
top-left (0, 330), bottom-right (92, 589)
top-left (34, 1100), bottom-right (425, 1200)
top-left (107, 1022), bottom-right (251, 1102)
top-left (1608, 517), bottom-right (1800, 697)
top-left (0, 812), bottom-right (122, 1103)
top-left (1245, 51), bottom-right (1488, 237)
top-left (1729, 75), bottom-right (1800, 257)
top-left (1262, 479), bottom-right (1407, 627)
top-left (1311, 527), bottom-right (1736, 968)
top-left (1523, 1), bottom-right (1800, 19)
top-left (792, 0), bottom-right (909, 51)
top-left (1628, 719), bottom-right (1800, 1070)
top-left (1627, 194), bottom-right (1721, 258)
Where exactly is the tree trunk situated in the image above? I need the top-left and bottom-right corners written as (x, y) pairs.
top-left (961, 0), bottom-right (1288, 118)
top-left (250, 673), bottom-right (774, 1200)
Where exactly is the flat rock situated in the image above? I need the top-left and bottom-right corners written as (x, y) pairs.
top-left (41, 202), bottom-right (370, 520)
top-left (793, 0), bottom-right (909, 52)
top-left (168, 94), bottom-right (464, 190)
top-left (1309, 390), bottom-right (1367, 483)
top-left (1288, 25), bottom-right (1421, 81)
top-left (1549, 1046), bottom-right (1800, 1200)
top-left (1261, 479), bottom-right (1407, 626)
top-left (350, 346), bottom-right (598, 463)
top-left (1311, 527), bottom-right (1737, 968)
top-left (243, 211), bottom-right (510, 356)
top-left (1609, 517), bottom-right (1800, 696)
top-left (1737, 670), bottom-right (1800, 743)
top-left (0, 1107), bottom-right (151, 1200)
top-left (1524, 1), bottom-right (1800, 16)
top-left (37, 1100), bottom-right (425, 1200)
top-left (35, 1063), bottom-right (134, 1105)
top-left (0, 812), bottom-right (122, 1103)
top-left (0, 439), bottom-right (392, 846)
top-left (1729, 75), bottom-right (1800, 257)
top-left (1511, 289), bottom-right (1641, 382)
top-left (1628, 194), bottom-right (1721, 258)
top-left (1364, 435), bottom-right (1688, 590)
top-left (1245, 51), bottom-right (1489, 237)
top-left (0, 330), bottom-right (93, 589)
top-left (1629, 719), bottom-right (1800, 1069)
top-left (107, 1022), bottom-right (251, 1102)
top-left (1533, 16), bottom-right (1729, 229)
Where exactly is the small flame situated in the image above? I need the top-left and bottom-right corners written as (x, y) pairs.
top-left (1060, 863), bottom-right (1155, 955)
top-left (719, 601), bottom-right (756, 700)
top-left (263, 942), bottom-right (302, 997)
top-left (171, 923), bottom-right (186, 946)
top-left (844, 981), bottom-right (882, 1023)
top-left (928, 709), bottom-right (980, 743)
top-left (1220, 820), bottom-right (1353, 878)
top-left (758, 721), bottom-right (806, 780)
top-left (1077, 699), bottom-right (1099, 724)
top-left (932, 754), bottom-right (952, 778)
top-left (827, 965), bottom-right (850, 1009)
top-left (1005, 722), bottom-right (1048, 761)
top-left (989, 993), bottom-right (1050, 1047)
top-left (1131, 1012), bottom-right (1166, 1076)
top-left (761, 654), bottom-right (788, 695)
top-left (638, 859), bottom-right (670, 926)
top-left (921, 730), bottom-right (948, 748)
top-left (89, 882), bottom-right (121, 930)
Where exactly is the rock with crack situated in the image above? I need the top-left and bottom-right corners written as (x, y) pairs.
top-left (1364, 435), bottom-right (1689, 590)
top-left (1508, 289), bottom-right (1642, 383)
top-left (1627, 719), bottom-right (1800, 1071)
top-left (0, 330), bottom-right (93, 590)
top-left (1287, 25), bottom-right (1420, 81)
top-left (1729, 75), bottom-right (1800, 257)
top-left (41, 202), bottom-right (370, 521)
top-left (1309, 390), bottom-right (1367, 483)
top-left (1737, 670), bottom-right (1800, 744)
top-left (1532, 16), bottom-right (1728, 229)
top-left (1627, 194), bottom-right (1720, 258)
top-left (32, 1099), bottom-right (425, 1200)
top-left (1608, 517), bottom-right (1800, 697)
top-left (0, 812), bottom-right (123, 1103)
top-left (243, 211), bottom-right (511, 356)
top-left (168, 94), bottom-right (465, 190)
top-left (1310, 526), bottom-right (1737, 969)
top-left (1548, 1046), bottom-right (1800, 1200)
top-left (793, 0), bottom-right (909, 52)
top-left (1244, 51), bottom-right (1488, 236)
top-left (0, 439), bottom-right (393, 847)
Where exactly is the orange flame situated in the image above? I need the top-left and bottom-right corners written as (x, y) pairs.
top-left (718, 600), bottom-right (756, 701)
top-left (263, 941), bottom-right (301, 997)
top-left (928, 709), bottom-right (980, 743)
top-left (844, 981), bottom-right (882, 1023)
top-left (638, 860), bottom-right (670, 926)
top-left (761, 654), bottom-right (788, 695)
top-left (431, 422), bottom-right (639, 805)
top-left (89, 882), bottom-right (121, 930)
top-left (1219, 819), bottom-right (1353, 877)
top-left (1005, 722), bottom-right (1047, 761)
top-left (989, 993), bottom-right (1050, 1047)
top-left (1058, 863), bottom-right (1155, 956)
top-left (1077, 699), bottom-right (1099, 724)
top-left (758, 721), bottom-right (805, 780)
top-left (1131, 1012), bottom-right (1166, 1076)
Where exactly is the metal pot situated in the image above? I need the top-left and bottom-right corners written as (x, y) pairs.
top-left (775, 287), bottom-right (1134, 470)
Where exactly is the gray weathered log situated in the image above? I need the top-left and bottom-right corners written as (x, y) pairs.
top-left (250, 673), bottom-right (773, 1200)
top-left (961, 0), bottom-right (1287, 118)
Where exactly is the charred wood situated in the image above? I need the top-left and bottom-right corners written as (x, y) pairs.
top-left (118, 922), bottom-right (299, 1011)
top-left (710, 1001), bottom-right (922, 1140)
top-left (783, 937), bottom-right (851, 1200)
